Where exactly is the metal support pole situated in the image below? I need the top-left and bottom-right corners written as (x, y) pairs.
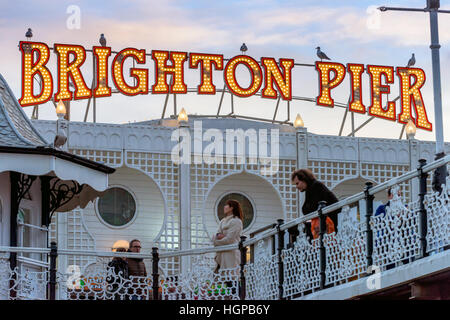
top-left (49, 241), bottom-right (57, 300)
top-left (318, 201), bottom-right (327, 289)
top-left (429, 8), bottom-right (445, 155)
top-left (429, 7), bottom-right (447, 192)
top-left (272, 96), bottom-right (281, 123)
top-left (40, 176), bottom-right (51, 227)
top-left (239, 235), bottom-right (247, 300)
top-left (216, 85), bottom-right (226, 117)
top-left (364, 182), bottom-right (375, 272)
top-left (418, 159), bottom-right (429, 258)
top-left (92, 56), bottom-right (97, 123)
top-left (231, 93), bottom-right (235, 114)
top-left (152, 247), bottom-right (160, 300)
top-left (276, 219), bottom-right (285, 300)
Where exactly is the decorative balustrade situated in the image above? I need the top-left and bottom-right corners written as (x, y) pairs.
top-left (0, 156), bottom-right (449, 300)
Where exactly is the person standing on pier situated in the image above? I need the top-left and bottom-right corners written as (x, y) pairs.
top-left (291, 169), bottom-right (340, 240)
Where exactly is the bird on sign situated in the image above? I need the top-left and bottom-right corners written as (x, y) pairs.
top-left (240, 43), bottom-right (248, 55)
top-left (407, 53), bottom-right (415, 68)
top-left (99, 34), bottom-right (107, 47)
top-left (316, 47), bottom-right (331, 61)
top-left (25, 28), bottom-right (33, 40)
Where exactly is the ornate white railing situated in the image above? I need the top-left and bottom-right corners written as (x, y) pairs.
top-left (0, 156), bottom-right (449, 300)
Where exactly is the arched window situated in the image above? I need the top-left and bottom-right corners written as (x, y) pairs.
top-left (97, 187), bottom-right (136, 227)
top-left (217, 192), bottom-right (254, 230)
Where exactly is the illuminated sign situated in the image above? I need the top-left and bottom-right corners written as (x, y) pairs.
top-left (18, 41), bottom-right (432, 131)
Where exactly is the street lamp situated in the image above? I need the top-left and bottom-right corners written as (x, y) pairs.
top-left (54, 100), bottom-right (68, 150)
top-left (177, 108), bottom-right (189, 124)
top-left (406, 119), bottom-right (417, 139)
top-left (293, 113), bottom-right (304, 128)
top-left (378, 0), bottom-right (448, 191)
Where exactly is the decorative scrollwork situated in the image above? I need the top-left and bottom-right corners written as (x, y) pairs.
top-left (424, 175), bottom-right (450, 253)
top-left (246, 240), bottom-right (278, 300)
top-left (371, 184), bottom-right (420, 269)
top-left (325, 206), bottom-right (366, 285)
top-left (282, 224), bottom-right (320, 298)
top-left (48, 177), bottom-right (83, 220)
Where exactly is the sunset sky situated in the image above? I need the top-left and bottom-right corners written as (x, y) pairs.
top-left (1, 0), bottom-right (449, 142)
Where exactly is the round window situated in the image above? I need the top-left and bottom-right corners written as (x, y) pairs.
top-left (97, 187), bottom-right (136, 227)
top-left (217, 193), bottom-right (254, 230)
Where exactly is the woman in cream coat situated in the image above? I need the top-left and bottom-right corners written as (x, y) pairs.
top-left (212, 199), bottom-right (243, 272)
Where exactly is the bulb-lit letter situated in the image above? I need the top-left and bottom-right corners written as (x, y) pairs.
top-left (397, 67), bottom-right (432, 131)
top-left (112, 48), bottom-right (148, 96)
top-left (261, 57), bottom-right (294, 101)
top-left (189, 53), bottom-right (223, 94)
top-left (367, 65), bottom-right (396, 121)
top-left (19, 41), bottom-right (53, 107)
top-left (54, 44), bottom-right (91, 101)
top-left (316, 62), bottom-right (346, 107)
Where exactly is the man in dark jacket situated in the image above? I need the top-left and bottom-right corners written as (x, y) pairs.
top-left (291, 169), bottom-right (340, 241)
top-left (127, 239), bottom-right (147, 299)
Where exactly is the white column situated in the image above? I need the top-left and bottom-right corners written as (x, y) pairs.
top-left (178, 123), bottom-right (191, 274)
top-left (408, 138), bottom-right (420, 203)
top-left (296, 127), bottom-right (308, 218)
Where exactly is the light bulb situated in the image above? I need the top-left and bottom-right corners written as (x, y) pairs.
top-left (56, 100), bottom-right (66, 117)
top-left (405, 119), bottom-right (416, 139)
top-left (178, 108), bottom-right (188, 123)
top-left (294, 113), bottom-right (304, 128)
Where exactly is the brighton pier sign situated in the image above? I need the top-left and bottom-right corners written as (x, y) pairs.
top-left (19, 41), bottom-right (432, 131)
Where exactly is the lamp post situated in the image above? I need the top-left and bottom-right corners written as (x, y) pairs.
top-left (379, 0), bottom-right (448, 191)
top-left (55, 100), bottom-right (68, 151)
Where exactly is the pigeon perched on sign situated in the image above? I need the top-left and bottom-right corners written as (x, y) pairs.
top-left (240, 43), bottom-right (248, 55)
top-left (407, 53), bottom-right (415, 68)
top-left (25, 28), bottom-right (33, 39)
top-left (316, 47), bottom-right (331, 61)
top-left (99, 34), bottom-right (107, 47)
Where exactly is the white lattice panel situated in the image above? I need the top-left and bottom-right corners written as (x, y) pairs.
top-left (126, 151), bottom-right (180, 275)
top-left (67, 210), bottom-right (96, 271)
top-left (361, 163), bottom-right (411, 201)
top-left (325, 206), bottom-right (366, 286)
top-left (245, 240), bottom-right (278, 300)
top-left (371, 186), bottom-right (420, 269)
top-left (282, 226), bottom-right (321, 299)
top-left (308, 160), bottom-right (358, 190)
top-left (48, 214), bottom-right (57, 245)
top-left (69, 148), bottom-right (123, 167)
top-left (425, 176), bottom-right (450, 253)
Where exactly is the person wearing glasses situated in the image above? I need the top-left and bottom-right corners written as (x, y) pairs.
top-left (127, 239), bottom-right (147, 299)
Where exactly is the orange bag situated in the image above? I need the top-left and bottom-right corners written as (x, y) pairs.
top-left (311, 217), bottom-right (335, 239)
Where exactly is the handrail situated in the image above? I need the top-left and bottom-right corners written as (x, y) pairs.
top-left (159, 244), bottom-right (238, 259)
top-left (0, 246), bottom-right (51, 254)
top-left (18, 222), bottom-right (49, 232)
